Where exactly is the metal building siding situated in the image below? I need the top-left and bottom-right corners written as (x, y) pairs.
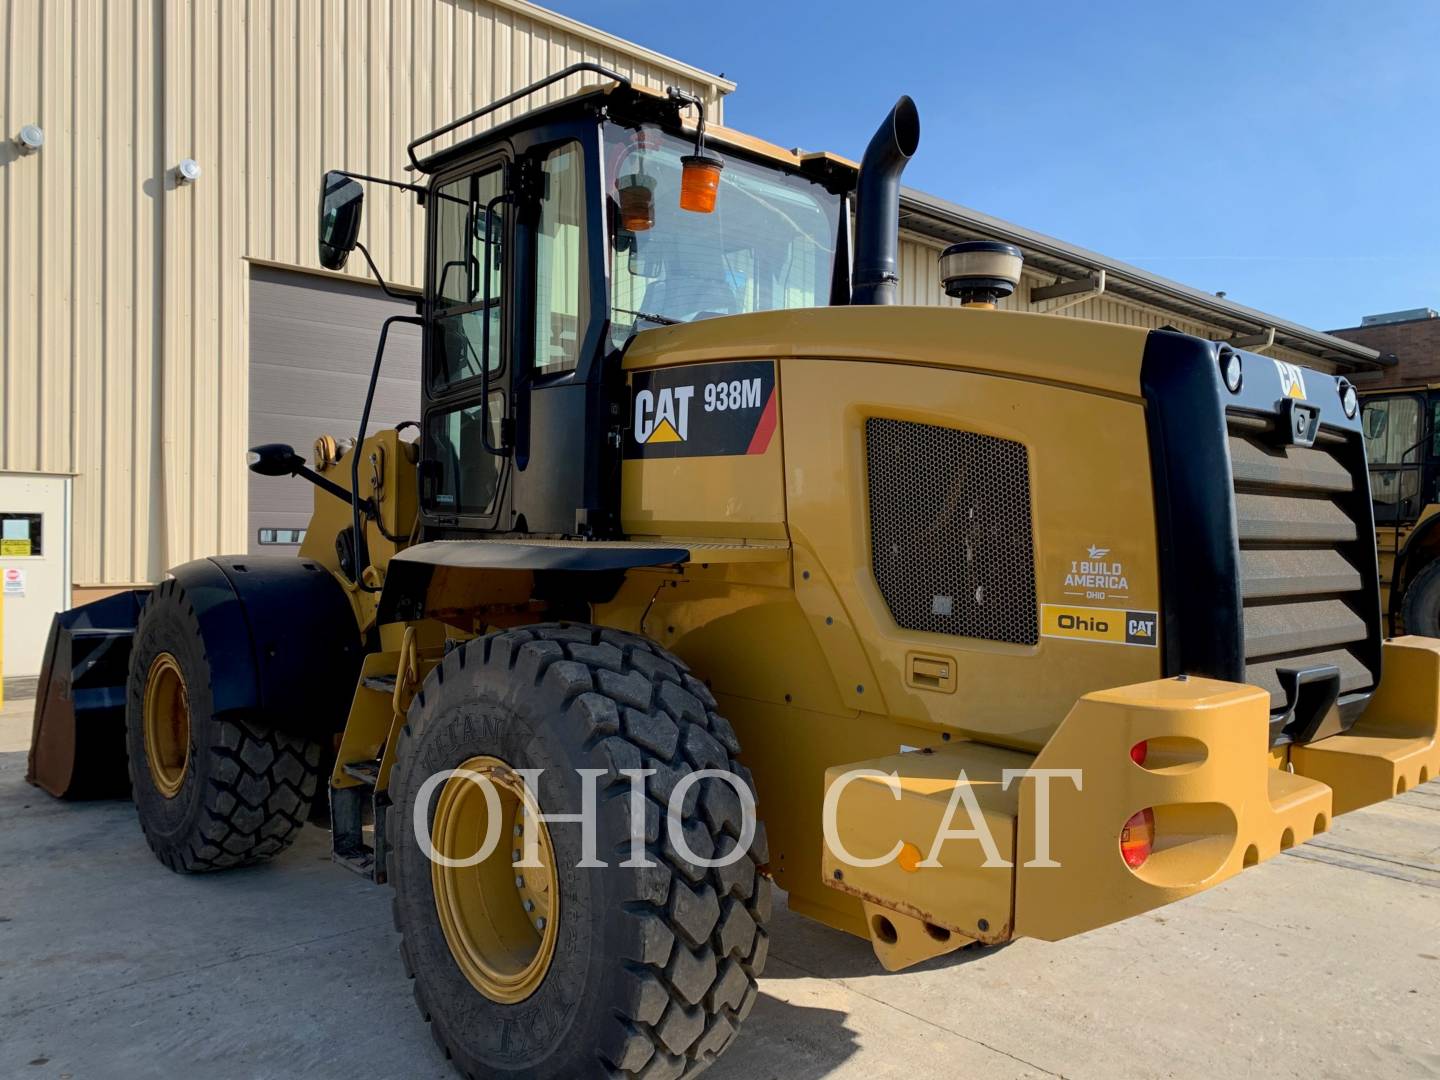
top-left (897, 235), bottom-right (1320, 368)
top-left (0, 0), bottom-right (729, 587)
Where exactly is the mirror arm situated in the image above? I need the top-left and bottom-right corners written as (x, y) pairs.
top-left (353, 314), bottom-right (426, 592)
top-left (294, 461), bottom-right (370, 512)
top-left (333, 168), bottom-right (428, 205)
top-left (249, 447), bottom-right (374, 514)
top-left (355, 241), bottom-right (419, 309)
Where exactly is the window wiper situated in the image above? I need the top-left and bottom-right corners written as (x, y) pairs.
top-left (614, 306), bottom-right (680, 326)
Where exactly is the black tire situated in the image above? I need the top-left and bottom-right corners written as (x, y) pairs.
top-left (388, 623), bottom-right (771, 1079)
top-left (1402, 560), bottom-right (1440, 637)
top-left (125, 577), bottom-right (323, 872)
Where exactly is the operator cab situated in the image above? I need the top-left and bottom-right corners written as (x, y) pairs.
top-left (1361, 387), bottom-right (1440, 525)
top-left (322, 70), bottom-right (855, 544)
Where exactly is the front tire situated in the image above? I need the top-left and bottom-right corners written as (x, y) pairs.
top-left (125, 578), bottom-right (322, 872)
top-left (388, 623), bottom-right (771, 1079)
top-left (1402, 559), bottom-right (1440, 637)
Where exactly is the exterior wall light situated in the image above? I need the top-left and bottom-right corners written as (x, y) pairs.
top-left (15, 124), bottom-right (43, 153)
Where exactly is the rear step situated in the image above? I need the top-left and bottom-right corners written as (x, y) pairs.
top-left (331, 759), bottom-right (388, 883)
top-left (341, 759), bottom-right (380, 784)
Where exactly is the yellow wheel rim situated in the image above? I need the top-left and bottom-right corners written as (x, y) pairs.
top-left (142, 653), bottom-right (191, 799)
top-left (431, 755), bottom-right (560, 1004)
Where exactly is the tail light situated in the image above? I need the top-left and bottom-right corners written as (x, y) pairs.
top-left (1130, 740), bottom-right (1149, 766)
top-left (1120, 807), bottom-right (1155, 868)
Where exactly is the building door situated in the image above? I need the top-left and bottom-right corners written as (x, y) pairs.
top-left (248, 265), bottom-right (421, 554)
top-left (0, 473), bottom-right (71, 679)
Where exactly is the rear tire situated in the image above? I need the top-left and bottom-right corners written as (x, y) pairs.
top-left (388, 623), bottom-right (771, 1079)
top-left (1401, 560), bottom-right (1440, 637)
top-left (125, 578), bottom-right (322, 872)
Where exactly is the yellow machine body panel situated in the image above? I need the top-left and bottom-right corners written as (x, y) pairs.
top-left (783, 355), bottom-right (1162, 746)
top-left (295, 306), bottom-right (1434, 968)
top-left (600, 305), bottom-right (1174, 939)
top-left (1292, 635), bottom-right (1440, 811)
top-left (622, 305), bottom-right (1147, 396)
top-left (299, 428), bottom-right (421, 632)
top-left (616, 306), bottom-right (1162, 748)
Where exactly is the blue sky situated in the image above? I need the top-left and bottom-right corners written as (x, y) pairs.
top-left (541, 0), bottom-right (1438, 331)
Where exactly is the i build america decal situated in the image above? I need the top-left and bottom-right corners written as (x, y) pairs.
top-left (626, 360), bottom-right (778, 459)
top-left (1041, 544), bottom-right (1157, 647)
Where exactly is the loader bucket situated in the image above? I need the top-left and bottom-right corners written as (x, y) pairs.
top-left (26, 589), bottom-right (149, 798)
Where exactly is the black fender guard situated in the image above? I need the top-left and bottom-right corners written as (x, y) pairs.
top-left (166, 555), bottom-right (364, 737)
top-left (27, 556), bottom-right (363, 800)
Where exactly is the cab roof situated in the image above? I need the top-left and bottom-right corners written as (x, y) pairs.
top-left (414, 81), bottom-right (857, 188)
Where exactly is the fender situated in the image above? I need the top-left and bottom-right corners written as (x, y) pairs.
top-left (166, 555), bottom-right (364, 738)
top-left (376, 539), bottom-right (689, 624)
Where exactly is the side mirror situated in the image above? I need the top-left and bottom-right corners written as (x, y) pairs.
top-left (1363, 407), bottom-right (1387, 441)
top-left (318, 171), bottom-right (363, 270)
top-left (247, 443), bottom-right (304, 477)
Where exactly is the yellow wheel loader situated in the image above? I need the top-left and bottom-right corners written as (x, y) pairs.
top-left (27, 63), bottom-right (1440, 1079)
top-left (1358, 384), bottom-right (1440, 635)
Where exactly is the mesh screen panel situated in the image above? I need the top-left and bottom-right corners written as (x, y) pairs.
top-left (866, 417), bottom-right (1038, 644)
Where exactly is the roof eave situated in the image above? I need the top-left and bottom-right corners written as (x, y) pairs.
top-left (898, 187), bottom-right (1387, 371)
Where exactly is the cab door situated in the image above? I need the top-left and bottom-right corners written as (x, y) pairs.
top-left (421, 156), bottom-right (513, 529)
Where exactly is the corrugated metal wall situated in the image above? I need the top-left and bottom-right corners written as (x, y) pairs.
top-left (896, 234), bottom-right (1320, 367)
top-left (0, 0), bottom-right (1331, 591)
top-left (0, 0), bottom-right (728, 587)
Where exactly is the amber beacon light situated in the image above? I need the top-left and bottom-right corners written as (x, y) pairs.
top-left (618, 174), bottom-right (657, 232)
top-left (680, 154), bottom-right (723, 213)
top-left (668, 84), bottom-right (723, 214)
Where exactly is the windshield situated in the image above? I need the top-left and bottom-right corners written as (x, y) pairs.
top-left (603, 124), bottom-right (841, 348)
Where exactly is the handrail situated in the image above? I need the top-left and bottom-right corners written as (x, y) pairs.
top-left (406, 62), bottom-right (631, 171)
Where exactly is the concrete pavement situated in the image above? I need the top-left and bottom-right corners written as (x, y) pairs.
top-left (2, 691), bottom-right (1437, 1079)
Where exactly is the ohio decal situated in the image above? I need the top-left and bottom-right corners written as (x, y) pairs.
top-left (626, 360), bottom-right (778, 459)
top-left (1041, 604), bottom-right (1158, 647)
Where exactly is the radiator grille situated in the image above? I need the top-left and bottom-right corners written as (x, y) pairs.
top-left (1227, 413), bottom-right (1376, 709)
top-left (866, 417), bottom-right (1038, 644)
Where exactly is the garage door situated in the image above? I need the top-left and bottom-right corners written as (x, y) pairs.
top-left (248, 265), bottom-right (421, 554)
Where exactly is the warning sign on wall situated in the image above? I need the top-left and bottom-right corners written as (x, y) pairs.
top-left (2, 567), bottom-right (24, 596)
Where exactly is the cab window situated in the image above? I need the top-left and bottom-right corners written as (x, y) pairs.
top-left (430, 167), bottom-right (505, 391)
top-left (533, 142), bottom-right (586, 376)
top-left (1363, 396), bottom-right (1421, 466)
top-left (424, 392), bottom-right (506, 516)
top-left (1365, 395), bottom-right (1424, 516)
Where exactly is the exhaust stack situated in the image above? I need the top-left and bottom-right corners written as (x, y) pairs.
top-left (850, 96), bottom-right (920, 306)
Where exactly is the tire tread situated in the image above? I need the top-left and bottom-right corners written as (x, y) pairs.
top-left (388, 622), bottom-right (769, 1078)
